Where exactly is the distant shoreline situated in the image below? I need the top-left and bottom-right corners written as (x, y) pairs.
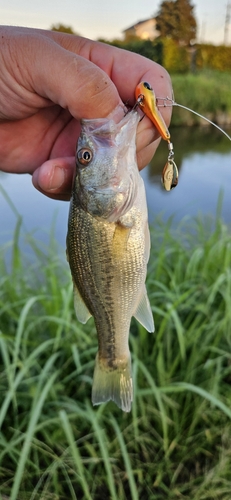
top-left (171, 111), bottom-right (231, 128)
top-left (171, 70), bottom-right (231, 128)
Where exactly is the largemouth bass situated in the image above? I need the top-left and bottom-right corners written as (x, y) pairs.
top-left (66, 109), bottom-right (154, 412)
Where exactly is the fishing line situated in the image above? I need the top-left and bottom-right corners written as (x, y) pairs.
top-left (157, 97), bottom-right (231, 141)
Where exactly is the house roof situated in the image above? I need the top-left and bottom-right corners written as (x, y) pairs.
top-left (123, 18), bottom-right (156, 32)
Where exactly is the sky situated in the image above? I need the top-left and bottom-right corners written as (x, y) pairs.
top-left (0, 0), bottom-right (230, 45)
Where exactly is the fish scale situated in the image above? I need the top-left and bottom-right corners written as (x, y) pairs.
top-left (68, 203), bottom-right (137, 362)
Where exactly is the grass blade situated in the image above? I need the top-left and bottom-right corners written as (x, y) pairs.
top-left (59, 410), bottom-right (92, 500)
top-left (10, 367), bottom-right (58, 500)
top-left (111, 416), bottom-right (139, 500)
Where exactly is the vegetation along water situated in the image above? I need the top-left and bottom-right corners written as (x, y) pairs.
top-left (171, 70), bottom-right (231, 128)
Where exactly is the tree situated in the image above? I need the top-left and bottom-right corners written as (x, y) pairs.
top-left (50, 24), bottom-right (78, 35)
top-left (155, 0), bottom-right (197, 45)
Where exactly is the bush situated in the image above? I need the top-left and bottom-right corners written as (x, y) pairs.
top-left (162, 38), bottom-right (190, 73)
top-left (196, 44), bottom-right (231, 72)
top-left (108, 37), bottom-right (163, 65)
top-left (107, 37), bottom-right (231, 74)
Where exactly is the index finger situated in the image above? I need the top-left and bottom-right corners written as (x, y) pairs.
top-left (58, 35), bottom-right (173, 155)
top-left (85, 40), bottom-right (172, 115)
top-left (43, 31), bottom-right (172, 126)
top-left (57, 35), bottom-right (173, 126)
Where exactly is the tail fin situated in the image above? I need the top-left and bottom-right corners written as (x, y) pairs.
top-left (92, 354), bottom-right (133, 412)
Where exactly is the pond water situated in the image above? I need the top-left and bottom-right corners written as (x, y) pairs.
top-left (0, 126), bottom-right (231, 252)
top-left (145, 125), bottom-right (231, 224)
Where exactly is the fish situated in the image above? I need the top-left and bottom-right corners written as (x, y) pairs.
top-left (66, 109), bottom-right (154, 412)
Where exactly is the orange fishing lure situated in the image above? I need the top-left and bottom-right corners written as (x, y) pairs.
top-left (135, 81), bottom-right (178, 191)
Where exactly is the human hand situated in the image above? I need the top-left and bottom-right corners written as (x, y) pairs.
top-left (0, 26), bottom-right (172, 200)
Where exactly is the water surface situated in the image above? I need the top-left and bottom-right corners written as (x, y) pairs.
top-left (144, 126), bottom-right (231, 224)
top-left (0, 126), bottom-right (230, 251)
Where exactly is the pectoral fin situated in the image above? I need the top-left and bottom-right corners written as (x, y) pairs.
top-left (133, 287), bottom-right (155, 332)
top-left (73, 282), bottom-right (92, 324)
top-left (144, 221), bottom-right (151, 263)
top-left (112, 224), bottom-right (131, 256)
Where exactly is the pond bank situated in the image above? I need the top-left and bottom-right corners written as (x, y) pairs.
top-left (171, 70), bottom-right (231, 127)
top-left (171, 109), bottom-right (231, 128)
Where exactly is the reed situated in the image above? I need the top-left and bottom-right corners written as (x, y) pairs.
top-left (1, 205), bottom-right (231, 499)
top-left (171, 70), bottom-right (231, 126)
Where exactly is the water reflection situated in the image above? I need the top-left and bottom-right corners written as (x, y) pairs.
top-left (149, 126), bottom-right (231, 184)
top-left (0, 172), bottom-right (69, 249)
top-left (142, 126), bottom-right (231, 225)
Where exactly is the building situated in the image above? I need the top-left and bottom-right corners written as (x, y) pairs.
top-left (123, 18), bottom-right (160, 41)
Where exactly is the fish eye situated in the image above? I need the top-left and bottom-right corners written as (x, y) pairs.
top-left (143, 82), bottom-right (153, 91)
top-left (77, 148), bottom-right (93, 166)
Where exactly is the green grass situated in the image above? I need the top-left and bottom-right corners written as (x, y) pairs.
top-left (171, 70), bottom-right (231, 126)
top-left (1, 206), bottom-right (231, 499)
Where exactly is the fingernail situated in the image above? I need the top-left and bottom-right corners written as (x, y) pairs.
top-left (107, 103), bottom-right (126, 123)
top-left (47, 166), bottom-right (65, 191)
